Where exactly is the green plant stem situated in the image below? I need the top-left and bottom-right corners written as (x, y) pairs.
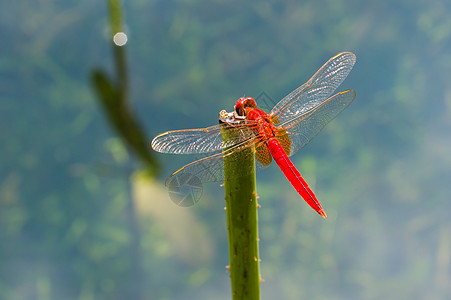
top-left (222, 126), bottom-right (260, 300)
top-left (92, 0), bottom-right (159, 175)
top-left (107, 0), bottom-right (128, 98)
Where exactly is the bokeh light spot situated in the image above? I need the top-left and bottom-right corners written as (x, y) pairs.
top-left (113, 32), bottom-right (127, 46)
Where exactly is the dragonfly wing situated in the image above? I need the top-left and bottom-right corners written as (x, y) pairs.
top-left (166, 152), bottom-right (226, 187)
top-left (165, 136), bottom-right (270, 206)
top-left (281, 89), bottom-right (356, 156)
top-left (165, 133), bottom-right (268, 186)
top-left (165, 152), bottom-right (225, 206)
top-left (152, 124), bottom-right (224, 154)
top-left (152, 123), bottom-right (257, 154)
top-left (270, 52), bottom-right (356, 125)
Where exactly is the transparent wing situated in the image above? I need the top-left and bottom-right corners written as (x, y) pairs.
top-left (151, 123), bottom-right (257, 154)
top-left (165, 133), bottom-right (270, 185)
top-left (279, 90), bottom-right (356, 157)
top-left (270, 52), bottom-right (356, 125)
top-left (164, 136), bottom-right (270, 206)
top-left (165, 152), bottom-right (226, 187)
top-left (151, 125), bottom-right (224, 154)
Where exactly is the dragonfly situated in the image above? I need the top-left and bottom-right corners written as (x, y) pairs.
top-left (152, 52), bottom-right (356, 218)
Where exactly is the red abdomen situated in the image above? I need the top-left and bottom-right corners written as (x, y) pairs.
top-left (267, 138), bottom-right (326, 218)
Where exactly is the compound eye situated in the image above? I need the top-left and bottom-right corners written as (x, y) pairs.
top-left (235, 98), bottom-right (246, 116)
top-left (234, 97), bottom-right (256, 116)
top-left (244, 97), bottom-right (257, 108)
top-left (235, 105), bottom-right (245, 116)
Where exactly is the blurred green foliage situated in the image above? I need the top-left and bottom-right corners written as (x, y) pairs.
top-left (1, 0), bottom-right (451, 299)
top-left (91, 0), bottom-right (159, 176)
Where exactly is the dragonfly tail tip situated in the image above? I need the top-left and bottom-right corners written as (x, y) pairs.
top-left (318, 210), bottom-right (327, 219)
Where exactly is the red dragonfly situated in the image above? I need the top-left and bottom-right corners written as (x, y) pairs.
top-left (152, 52), bottom-right (356, 218)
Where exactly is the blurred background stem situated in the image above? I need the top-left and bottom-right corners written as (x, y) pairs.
top-left (108, 0), bottom-right (128, 104)
top-left (92, 0), bottom-right (159, 176)
top-left (91, 1), bottom-right (159, 299)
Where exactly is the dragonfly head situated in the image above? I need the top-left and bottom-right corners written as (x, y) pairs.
top-left (234, 97), bottom-right (257, 119)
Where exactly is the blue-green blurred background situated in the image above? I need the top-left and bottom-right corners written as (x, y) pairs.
top-left (2, 0), bottom-right (451, 299)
